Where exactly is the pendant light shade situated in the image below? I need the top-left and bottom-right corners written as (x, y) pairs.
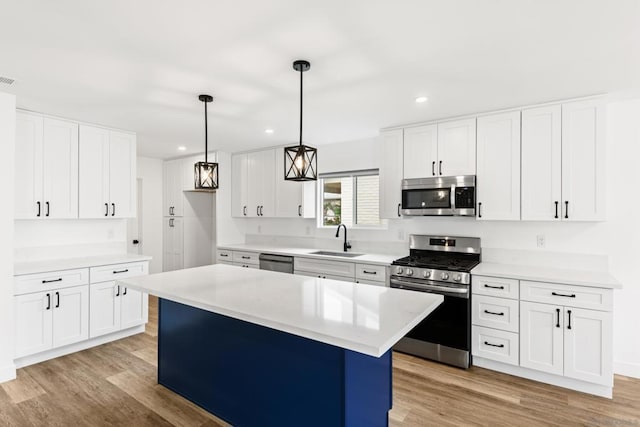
top-left (284, 60), bottom-right (317, 181)
top-left (195, 94), bottom-right (219, 190)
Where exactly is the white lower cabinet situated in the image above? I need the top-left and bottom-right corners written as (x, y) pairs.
top-left (472, 326), bottom-right (519, 366)
top-left (52, 285), bottom-right (89, 348)
top-left (520, 301), bottom-right (564, 375)
top-left (90, 280), bottom-right (148, 338)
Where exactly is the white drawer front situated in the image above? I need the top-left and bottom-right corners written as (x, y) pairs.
top-left (14, 268), bottom-right (89, 296)
top-left (472, 326), bottom-right (519, 366)
top-left (90, 262), bottom-right (148, 284)
top-left (232, 251), bottom-right (259, 265)
top-left (233, 262), bottom-right (259, 269)
top-left (295, 271), bottom-right (354, 282)
top-left (472, 295), bottom-right (519, 333)
top-left (294, 257), bottom-right (355, 278)
top-left (473, 276), bottom-right (519, 299)
top-left (356, 279), bottom-right (387, 287)
top-left (520, 281), bottom-right (612, 311)
top-left (217, 249), bottom-right (233, 262)
top-left (355, 264), bottom-right (386, 283)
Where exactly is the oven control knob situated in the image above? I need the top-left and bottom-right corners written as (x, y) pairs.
top-left (423, 270), bottom-right (431, 279)
top-left (453, 274), bottom-right (462, 282)
top-left (395, 267), bottom-right (404, 275)
top-left (406, 268), bottom-right (414, 276)
top-left (441, 272), bottom-right (450, 280)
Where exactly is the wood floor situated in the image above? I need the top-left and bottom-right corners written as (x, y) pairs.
top-left (1, 296), bottom-right (639, 426)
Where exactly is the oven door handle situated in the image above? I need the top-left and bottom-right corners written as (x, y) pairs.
top-left (390, 278), bottom-right (469, 296)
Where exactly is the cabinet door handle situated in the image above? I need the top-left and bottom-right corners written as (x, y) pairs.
top-left (298, 205), bottom-right (302, 216)
top-left (484, 341), bottom-right (504, 348)
top-left (55, 291), bottom-right (60, 308)
top-left (46, 293), bottom-right (51, 310)
top-left (397, 203), bottom-right (401, 217)
top-left (46, 201), bottom-right (50, 217)
top-left (483, 310), bottom-right (504, 316)
top-left (554, 201), bottom-right (559, 219)
top-left (105, 203), bottom-right (109, 217)
top-left (115, 285), bottom-right (120, 297)
top-left (123, 287), bottom-right (127, 296)
top-left (567, 309), bottom-right (572, 330)
top-left (37, 201), bottom-right (41, 217)
top-left (432, 161), bottom-right (435, 176)
top-left (478, 202), bottom-right (482, 218)
top-left (113, 269), bottom-right (129, 274)
top-left (483, 284), bottom-right (504, 290)
top-left (439, 160), bottom-right (442, 175)
top-left (257, 206), bottom-right (260, 216)
top-left (42, 278), bottom-right (62, 284)
top-left (564, 201), bottom-right (569, 219)
top-left (551, 291), bottom-right (576, 298)
top-left (243, 206), bottom-right (247, 216)
top-left (111, 203), bottom-right (115, 217)
top-left (556, 308), bottom-right (561, 328)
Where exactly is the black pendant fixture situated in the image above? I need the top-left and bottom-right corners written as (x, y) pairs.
top-left (194, 94), bottom-right (219, 190)
top-left (284, 60), bottom-right (317, 181)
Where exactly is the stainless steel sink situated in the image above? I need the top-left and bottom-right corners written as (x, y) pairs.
top-left (309, 251), bottom-right (363, 258)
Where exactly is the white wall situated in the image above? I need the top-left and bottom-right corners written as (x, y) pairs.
top-left (229, 99), bottom-right (640, 377)
top-left (137, 156), bottom-right (164, 273)
top-left (0, 92), bottom-right (16, 382)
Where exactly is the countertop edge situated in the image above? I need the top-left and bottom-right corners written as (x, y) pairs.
top-left (14, 254), bottom-right (153, 276)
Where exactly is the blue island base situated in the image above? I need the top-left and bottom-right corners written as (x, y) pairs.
top-left (158, 298), bottom-right (392, 427)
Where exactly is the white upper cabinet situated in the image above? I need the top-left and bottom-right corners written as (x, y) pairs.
top-left (231, 153), bottom-right (249, 217)
top-left (15, 111), bottom-right (79, 219)
top-left (403, 124), bottom-right (438, 178)
top-left (476, 111), bottom-right (521, 220)
top-left (436, 118), bottom-right (476, 177)
top-left (561, 99), bottom-right (606, 221)
top-left (521, 105), bottom-right (562, 221)
top-left (379, 129), bottom-right (404, 219)
top-left (247, 149), bottom-right (276, 217)
top-left (274, 148), bottom-right (316, 218)
top-left (79, 126), bottom-right (136, 218)
top-left (163, 159), bottom-right (185, 217)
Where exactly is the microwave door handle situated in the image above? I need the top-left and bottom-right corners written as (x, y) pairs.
top-left (450, 184), bottom-right (456, 212)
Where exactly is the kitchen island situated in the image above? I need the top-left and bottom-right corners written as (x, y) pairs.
top-left (117, 264), bottom-right (443, 427)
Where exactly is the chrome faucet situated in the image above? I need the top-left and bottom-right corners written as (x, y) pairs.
top-left (335, 224), bottom-right (352, 252)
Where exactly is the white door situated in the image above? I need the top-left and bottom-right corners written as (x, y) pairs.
top-left (275, 148), bottom-right (313, 218)
top-left (521, 105), bottom-right (562, 221)
top-left (520, 301), bottom-right (564, 375)
top-left (247, 151), bottom-right (262, 217)
top-left (163, 161), bottom-right (173, 216)
top-left (379, 129), bottom-right (404, 219)
top-left (89, 281), bottom-right (121, 338)
top-left (127, 179), bottom-right (143, 255)
top-left (42, 118), bottom-right (79, 218)
top-left (163, 160), bottom-right (184, 217)
top-left (437, 118), bottom-right (476, 176)
top-left (561, 99), bottom-right (606, 221)
top-left (109, 131), bottom-right (137, 218)
top-left (120, 287), bottom-right (147, 330)
top-left (163, 217), bottom-right (174, 272)
top-left (564, 308), bottom-right (613, 386)
top-left (259, 149), bottom-right (276, 217)
top-left (171, 217), bottom-right (184, 270)
top-left (403, 124), bottom-right (438, 179)
top-left (78, 125), bottom-right (110, 218)
top-left (52, 285), bottom-right (89, 348)
top-left (476, 111), bottom-right (521, 220)
top-left (231, 153), bottom-right (249, 217)
top-left (14, 111), bottom-right (44, 219)
top-left (14, 291), bottom-right (53, 358)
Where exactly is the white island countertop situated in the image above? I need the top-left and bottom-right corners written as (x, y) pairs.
top-left (117, 264), bottom-right (442, 357)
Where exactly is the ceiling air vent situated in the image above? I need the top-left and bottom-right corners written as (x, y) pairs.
top-left (0, 76), bottom-right (16, 86)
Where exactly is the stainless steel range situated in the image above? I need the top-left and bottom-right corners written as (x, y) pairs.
top-left (390, 234), bottom-right (481, 368)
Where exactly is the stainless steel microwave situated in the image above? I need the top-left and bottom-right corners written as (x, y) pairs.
top-left (401, 176), bottom-right (476, 216)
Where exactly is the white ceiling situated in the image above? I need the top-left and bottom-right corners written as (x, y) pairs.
top-left (1, 0), bottom-right (638, 159)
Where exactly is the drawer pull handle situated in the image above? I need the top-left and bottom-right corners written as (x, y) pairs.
top-left (483, 310), bottom-right (504, 316)
top-left (42, 278), bottom-right (63, 284)
top-left (363, 270), bottom-right (377, 275)
top-left (241, 256), bottom-right (251, 259)
top-left (484, 341), bottom-right (504, 348)
top-left (220, 254), bottom-right (229, 257)
top-left (113, 269), bottom-right (129, 274)
top-left (551, 291), bottom-right (576, 298)
top-left (483, 284), bottom-right (504, 290)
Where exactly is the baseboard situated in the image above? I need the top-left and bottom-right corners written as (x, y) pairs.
top-left (14, 324), bottom-right (146, 369)
top-left (0, 362), bottom-right (17, 384)
top-left (614, 361), bottom-right (640, 379)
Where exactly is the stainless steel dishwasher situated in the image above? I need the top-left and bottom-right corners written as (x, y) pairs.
top-left (259, 253), bottom-right (294, 274)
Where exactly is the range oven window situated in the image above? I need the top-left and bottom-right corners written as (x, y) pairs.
top-left (405, 294), bottom-right (469, 351)
top-left (402, 188), bottom-right (451, 210)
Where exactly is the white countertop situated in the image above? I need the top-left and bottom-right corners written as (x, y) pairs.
top-left (15, 254), bottom-right (153, 276)
top-left (472, 262), bottom-right (622, 289)
top-left (217, 243), bottom-right (400, 266)
top-left (117, 264), bottom-right (443, 357)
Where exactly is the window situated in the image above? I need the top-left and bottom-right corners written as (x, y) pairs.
top-left (319, 170), bottom-right (381, 227)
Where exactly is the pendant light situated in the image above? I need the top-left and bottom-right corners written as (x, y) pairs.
top-left (194, 94), bottom-right (219, 190)
top-left (284, 60), bottom-right (317, 181)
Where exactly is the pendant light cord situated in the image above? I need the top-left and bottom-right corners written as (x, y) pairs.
top-left (299, 67), bottom-right (303, 147)
top-left (204, 100), bottom-right (208, 163)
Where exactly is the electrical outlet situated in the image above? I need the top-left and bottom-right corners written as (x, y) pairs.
top-left (536, 234), bottom-right (546, 248)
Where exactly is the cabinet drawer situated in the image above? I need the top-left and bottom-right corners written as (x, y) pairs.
top-left (520, 281), bottom-right (612, 311)
top-left (14, 268), bottom-right (89, 296)
top-left (217, 249), bottom-right (233, 262)
top-left (294, 257), bottom-right (355, 278)
top-left (233, 262), bottom-right (259, 269)
top-left (232, 251), bottom-right (259, 265)
top-left (90, 262), bottom-right (148, 284)
top-left (356, 279), bottom-right (387, 287)
top-left (472, 295), bottom-right (519, 333)
top-left (472, 326), bottom-right (519, 366)
top-left (355, 264), bottom-right (386, 283)
top-left (295, 271), bottom-right (355, 283)
top-left (473, 276), bottom-right (519, 299)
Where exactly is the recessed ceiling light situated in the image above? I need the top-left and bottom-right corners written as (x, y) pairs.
top-left (178, 146), bottom-right (187, 151)
top-left (265, 128), bottom-right (274, 134)
top-left (415, 96), bottom-right (428, 103)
